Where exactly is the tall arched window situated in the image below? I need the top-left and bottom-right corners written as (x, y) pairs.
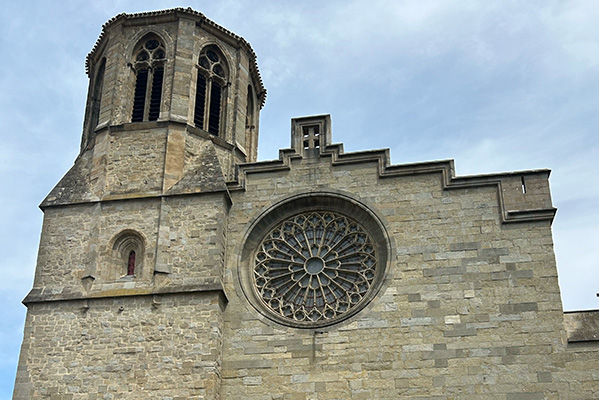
top-left (89, 58), bottom-right (106, 135)
top-left (131, 35), bottom-right (166, 122)
top-left (81, 57), bottom-right (106, 151)
top-left (194, 46), bottom-right (228, 135)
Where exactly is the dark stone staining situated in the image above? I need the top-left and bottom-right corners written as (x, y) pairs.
top-left (565, 310), bottom-right (599, 342)
top-left (499, 303), bottom-right (538, 314)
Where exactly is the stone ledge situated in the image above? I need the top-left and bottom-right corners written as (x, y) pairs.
top-left (22, 282), bottom-right (228, 305)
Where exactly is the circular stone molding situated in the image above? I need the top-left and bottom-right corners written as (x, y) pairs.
top-left (238, 193), bottom-right (391, 329)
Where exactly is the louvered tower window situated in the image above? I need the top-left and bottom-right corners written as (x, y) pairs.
top-left (131, 37), bottom-right (166, 122)
top-left (194, 46), bottom-right (228, 135)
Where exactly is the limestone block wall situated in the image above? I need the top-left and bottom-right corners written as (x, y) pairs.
top-left (102, 127), bottom-right (168, 196)
top-left (29, 190), bottom-right (228, 297)
top-left (171, 17), bottom-right (199, 124)
top-left (220, 154), bottom-right (590, 399)
top-left (18, 188), bottom-right (231, 399)
top-left (500, 172), bottom-right (553, 213)
top-left (559, 311), bottom-right (599, 396)
top-left (79, 122), bottom-right (233, 201)
top-left (90, 199), bottom-right (161, 283)
top-left (31, 204), bottom-right (97, 290)
top-left (30, 199), bottom-right (160, 295)
top-left (14, 292), bottom-right (225, 399)
top-left (159, 194), bottom-right (229, 286)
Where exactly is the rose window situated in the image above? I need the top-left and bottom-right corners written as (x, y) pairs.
top-left (253, 211), bottom-right (377, 324)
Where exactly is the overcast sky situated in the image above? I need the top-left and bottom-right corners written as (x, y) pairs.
top-left (1, 0), bottom-right (598, 396)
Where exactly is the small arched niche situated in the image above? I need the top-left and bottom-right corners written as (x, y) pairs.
top-left (110, 230), bottom-right (146, 279)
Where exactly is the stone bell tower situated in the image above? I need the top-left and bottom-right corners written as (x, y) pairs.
top-left (14, 8), bottom-right (265, 399)
top-left (80, 7), bottom-right (265, 186)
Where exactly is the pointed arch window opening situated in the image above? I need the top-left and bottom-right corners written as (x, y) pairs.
top-left (245, 84), bottom-right (256, 160)
top-left (131, 37), bottom-right (166, 122)
top-left (89, 58), bottom-right (106, 135)
top-left (246, 85), bottom-right (255, 131)
top-left (112, 231), bottom-right (145, 280)
top-left (194, 47), bottom-right (228, 136)
top-left (127, 250), bottom-right (136, 276)
top-left (81, 57), bottom-right (106, 152)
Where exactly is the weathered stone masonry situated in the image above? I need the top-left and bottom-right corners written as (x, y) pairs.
top-left (13, 8), bottom-right (599, 400)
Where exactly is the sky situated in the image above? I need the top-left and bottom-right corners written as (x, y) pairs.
top-left (1, 0), bottom-right (598, 396)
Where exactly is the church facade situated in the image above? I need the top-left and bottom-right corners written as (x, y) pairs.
top-left (13, 8), bottom-right (599, 399)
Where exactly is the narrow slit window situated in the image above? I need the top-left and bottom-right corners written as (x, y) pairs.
top-left (127, 250), bottom-right (136, 276)
top-left (521, 176), bottom-right (527, 194)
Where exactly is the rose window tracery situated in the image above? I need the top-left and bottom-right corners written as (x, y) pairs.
top-left (253, 211), bottom-right (377, 324)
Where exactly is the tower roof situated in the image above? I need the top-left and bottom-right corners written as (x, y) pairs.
top-left (86, 7), bottom-right (266, 107)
